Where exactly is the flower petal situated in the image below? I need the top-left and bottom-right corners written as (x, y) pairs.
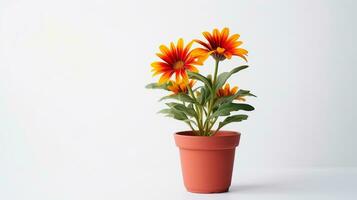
top-left (170, 42), bottom-right (178, 60)
top-left (227, 34), bottom-right (240, 43)
top-left (220, 27), bottom-right (229, 43)
top-left (159, 45), bottom-right (170, 55)
top-left (156, 53), bottom-right (173, 64)
top-left (186, 65), bottom-right (199, 73)
top-left (224, 52), bottom-right (232, 59)
top-left (177, 38), bottom-right (184, 57)
top-left (234, 48), bottom-right (248, 55)
top-left (182, 40), bottom-right (194, 60)
top-left (233, 48), bottom-right (248, 62)
top-left (191, 48), bottom-right (209, 57)
top-left (158, 72), bottom-right (173, 84)
top-left (203, 31), bottom-right (213, 42)
top-left (213, 28), bottom-right (220, 44)
top-left (194, 39), bottom-right (211, 50)
top-left (231, 86), bottom-right (238, 94)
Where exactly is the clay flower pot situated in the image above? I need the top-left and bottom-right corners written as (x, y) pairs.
top-left (174, 130), bottom-right (240, 193)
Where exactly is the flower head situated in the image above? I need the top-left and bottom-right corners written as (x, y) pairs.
top-left (151, 38), bottom-right (206, 84)
top-left (217, 83), bottom-right (246, 101)
top-left (167, 79), bottom-right (195, 94)
top-left (193, 27), bottom-right (248, 61)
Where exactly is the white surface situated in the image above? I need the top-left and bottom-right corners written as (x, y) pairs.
top-left (1, 0), bottom-right (357, 199)
top-left (146, 168), bottom-right (357, 200)
top-left (176, 168), bottom-right (357, 200)
top-left (3, 167), bottom-right (357, 199)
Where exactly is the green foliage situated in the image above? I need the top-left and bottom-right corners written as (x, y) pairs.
top-left (160, 93), bottom-right (196, 103)
top-left (158, 108), bottom-right (187, 120)
top-left (145, 82), bottom-right (171, 90)
top-left (214, 89), bottom-right (256, 107)
top-left (166, 102), bottom-right (197, 118)
top-left (215, 65), bottom-right (249, 90)
top-left (148, 63), bottom-right (255, 136)
top-left (217, 115), bottom-right (248, 131)
top-left (210, 103), bottom-right (254, 118)
top-left (187, 71), bottom-right (212, 90)
top-left (196, 86), bottom-right (211, 106)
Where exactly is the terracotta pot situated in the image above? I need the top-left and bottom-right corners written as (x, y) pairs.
top-left (174, 130), bottom-right (240, 193)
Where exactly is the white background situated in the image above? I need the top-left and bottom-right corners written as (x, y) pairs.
top-left (1, 0), bottom-right (357, 199)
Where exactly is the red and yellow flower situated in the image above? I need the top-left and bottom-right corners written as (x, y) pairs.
top-left (167, 79), bottom-right (195, 94)
top-left (193, 27), bottom-right (248, 61)
top-left (151, 38), bottom-right (206, 84)
top-left (217, 83), bottom-right (246, 101)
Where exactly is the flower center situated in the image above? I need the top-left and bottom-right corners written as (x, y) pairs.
top-left (173, 60), bottom-right (185, 70)
top-left (216, 47), bottom-right (225, 54)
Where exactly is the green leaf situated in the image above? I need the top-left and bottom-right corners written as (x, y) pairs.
top-left (160, 93), bottom-right (195, 103)
top-left (166, 102), bottom-right (197, 117)
top-left (214, 89), bottom-right (256, 107)
top-left (158, 108), bottom-right (188, 121)
top-left (192, 86), bottom-right (203, 92)
top-left (210, 103), bottom-right (254, 118)
top-left (158, 108), bottom-right (171, 114)
top-left (196, 85), bottom-right (213, 106)
top-left (215, 65), bottom-right (249, 90)
top-left (237, 89), bottom-right (257, 97)
top-left (145, 82), bottom-right (171, 90)
top-left (183, 119), bottom-right (197, 126)
top-left (196, 89), bottom-right (203, 105)
top-left (196, 87), bottom-right (205, 105)
top-left (218, 114), bottom-right (248, 129)
top-left (187, 71), bottom-right (212, 89)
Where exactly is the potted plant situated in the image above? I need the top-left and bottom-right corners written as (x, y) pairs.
top-left (146, 27), bottom-right (256, 193)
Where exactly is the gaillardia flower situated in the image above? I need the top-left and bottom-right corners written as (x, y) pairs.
top-left (193, 27), bottom-right (248, 61)
top-left (151, 38), bottom-right (206, 84)
top-left (167, 79), bottom-right (195, 94)
top-left (217, 83), bottom-right (246, 101)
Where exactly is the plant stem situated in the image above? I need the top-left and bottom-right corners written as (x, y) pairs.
top-left (185, 79), bottom-right (204, 134)
top-left (207, 117), bottom-right (218, 132)
top-left (213, 125), bottom-right (222, 136)
top-left (186, 122), bottom-right (195, 132)
top-left (204, 59), bottom-right (220, 135)
top-left (212, 59), bottom-right (219, 85)
top-left (182, 101), bottom-right (196, 132)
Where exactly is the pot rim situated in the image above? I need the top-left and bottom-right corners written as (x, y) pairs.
top-left (174, 130), bottom-right (241, 150)
top-left (175, 130), bottom-right (240, 137)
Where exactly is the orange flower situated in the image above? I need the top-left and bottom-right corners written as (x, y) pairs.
top-left (216, 83), bottom-right (246, 101)
top-left (193, 27), bottom-right (248, 61)
top-left (151, 38), bottom-right (206, 84)
top-left (167, 79), bottom-right (195, 94)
